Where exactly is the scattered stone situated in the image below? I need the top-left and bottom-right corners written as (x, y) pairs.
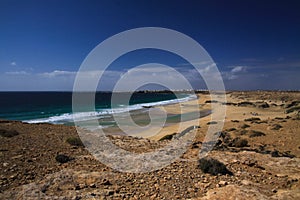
top-left (241, 180), bottom-right (252, 186)
top-left (11, 155), bottom-right (22, 159)
top-left (200, 185), bottom-right (269, 199)
top-left (218, 180), bottom-right (228, 186)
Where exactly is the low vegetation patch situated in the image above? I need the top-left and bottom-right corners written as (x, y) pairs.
top-left (231, 120), bottom-right (239, 123)
top-left (159, 133), bottom-right (176, 141)
top-left (271, 124), bottom-right (282, 130)
top-left (198, 157), bottom-right (233, 175)
top-left (226, 128), bottom-right (237, 132)
top-left (0, 129), bottom-right (19, 137)
top-left (231, 137), bottom-right (248, 147)
top-left (241, 124), bottom-right (250, 129)
top-left (296, 113), bottom-right (300, 120)
top-left (223, 102), bottom-right (237, 106)
top-left (207, 121), bottom-right (217, 125)
top-left (192, 141), bottom-right (202, 149)
top-left (249, 130), bottom-right (266, 138)
top-left (285, 101), bottom-right (300, 109)
top-left (55, 154), bottom-right (72, 164)
top-left (257, 102), bottom-right (269, 108)
top-left (238, 101), bottom-right (255, 107)
top-left (271, 150), bottom-right (295, 158)
top-left (255, 120), bottom-right (268, 124)
top-left (244, 117), bottom-right (261, 122)
top-left (240, 129), bottom-right (248, 135)
top-left (286, 106), bottom-right (300, 114)
top-left (205, 100), bottom-right (218, 103)
top-left (274, 117), bottom-right (284, 120)
top-left (66, 137), bottom-right (84, 146)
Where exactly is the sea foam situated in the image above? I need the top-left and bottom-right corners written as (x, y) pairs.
top-left (25, 94), bottom-right (196, 124)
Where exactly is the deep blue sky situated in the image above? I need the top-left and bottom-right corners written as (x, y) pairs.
top-left (0, 0), bottom-right (300, 91)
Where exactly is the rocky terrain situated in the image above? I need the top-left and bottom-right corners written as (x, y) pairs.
top-left (0, 91), bottom-right (300, 199)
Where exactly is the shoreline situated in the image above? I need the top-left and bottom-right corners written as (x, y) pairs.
top-left (3, 90), bottom-right (300, 140)
top-left (18, 92), bottom-right (197, 125)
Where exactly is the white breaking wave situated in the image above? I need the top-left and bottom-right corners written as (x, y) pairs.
top-left (25, 94), bottom-right (197, 124)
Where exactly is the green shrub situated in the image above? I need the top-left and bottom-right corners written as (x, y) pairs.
top-left (198, 157), bottom-right (232, 175)
top-left (0, 129), bottom-right (19, 137)
top-left (66, 137), bottom-right (83, 146)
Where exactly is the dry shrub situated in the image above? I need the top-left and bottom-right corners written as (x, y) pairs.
top-left (198, 157), bottom-right (233, 175)
top-left (0, 129), bottom-right (19, 137)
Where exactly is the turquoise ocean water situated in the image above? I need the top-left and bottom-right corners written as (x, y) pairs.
top-left (0, 92), bottom-right (195, 126)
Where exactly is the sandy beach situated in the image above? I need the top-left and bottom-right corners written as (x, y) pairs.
top-left (142, 91), bottom-right (296, 142)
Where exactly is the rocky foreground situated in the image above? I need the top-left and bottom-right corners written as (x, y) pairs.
top-left (0, 91), bottom-right (300, 199)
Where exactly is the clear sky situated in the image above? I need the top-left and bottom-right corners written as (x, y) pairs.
top-left (0, 0), bottom-right (299, 91)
